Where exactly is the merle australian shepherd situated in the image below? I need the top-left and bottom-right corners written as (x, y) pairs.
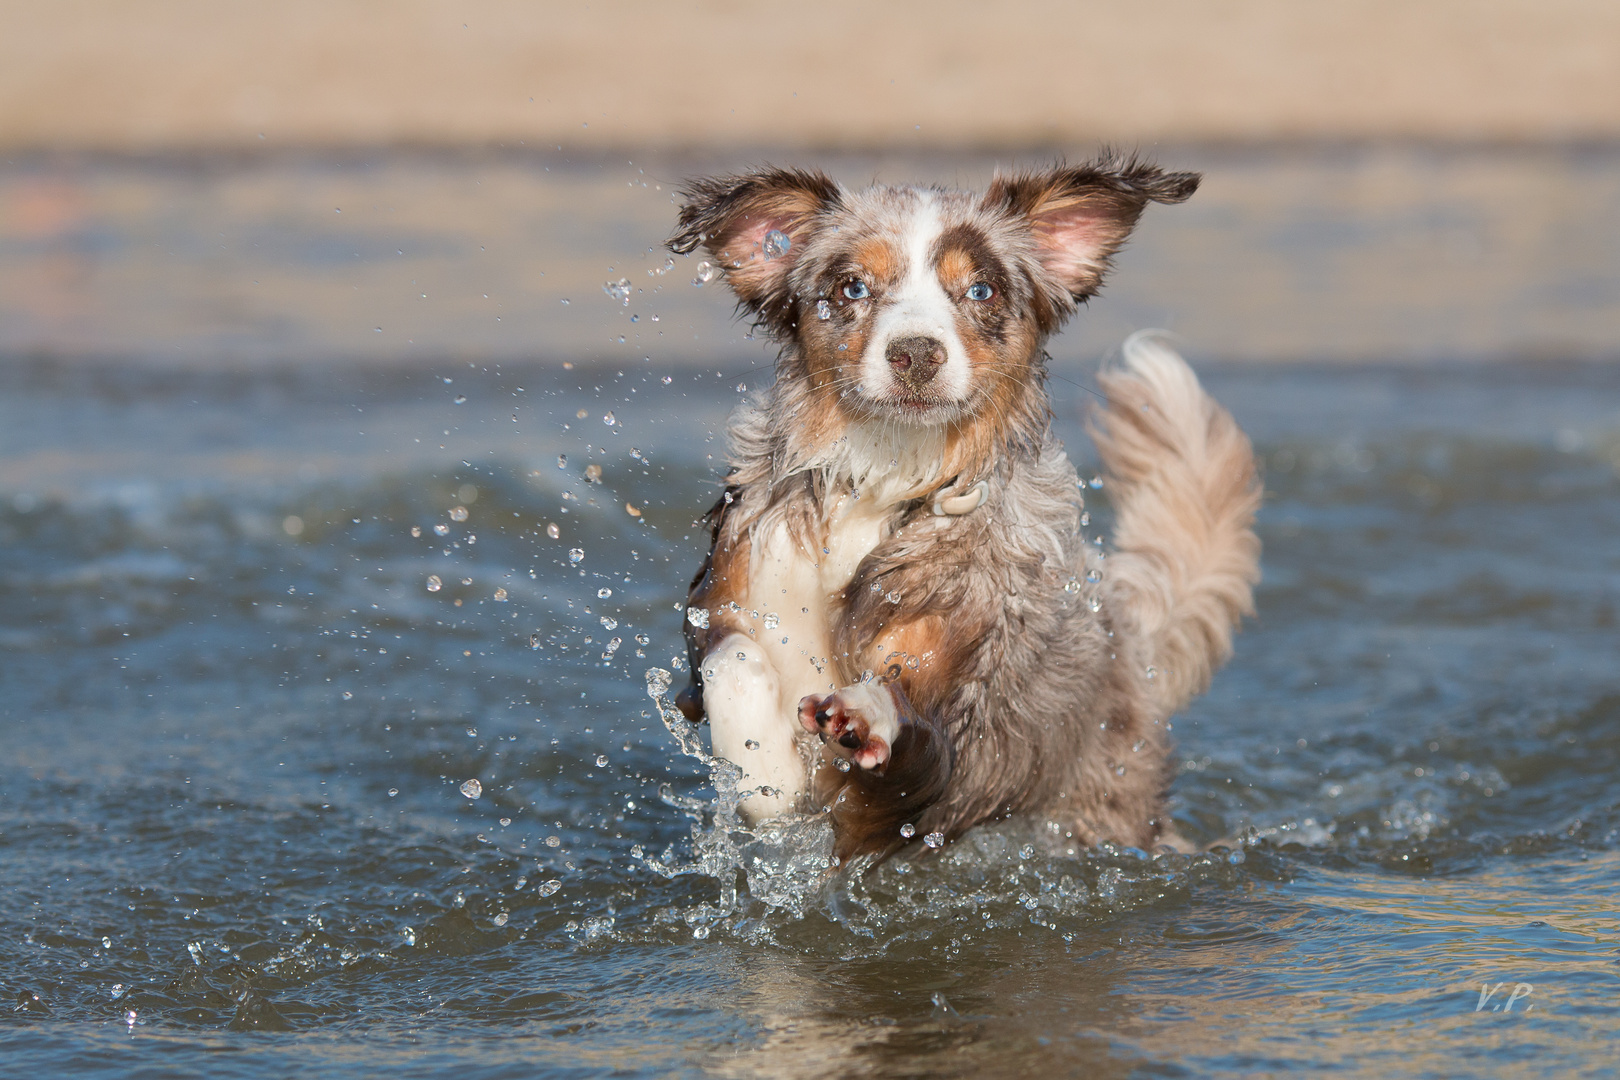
top-left (667, 152), bottom-right (1260, 863)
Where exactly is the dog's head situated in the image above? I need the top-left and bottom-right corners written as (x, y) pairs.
top-left (669, 154), bottom-right (1198, 429)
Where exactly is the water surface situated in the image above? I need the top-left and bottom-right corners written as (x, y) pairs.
top-left (3, 356), bottom-right (1619, 1078)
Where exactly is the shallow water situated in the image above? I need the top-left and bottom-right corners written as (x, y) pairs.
top-left (3, 355), bottom-right (1619, 1078)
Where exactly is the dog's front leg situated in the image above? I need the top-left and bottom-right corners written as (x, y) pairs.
top-left (701, 633), bottom-right (805, 821)
top-left (797, 681), bottom-right (953, 861)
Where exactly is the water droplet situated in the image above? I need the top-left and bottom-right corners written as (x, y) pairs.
top-left (546, 522), bottom-right (561, 539)
top-left (1086, 569), bottom-right (1102, 583)
top-left (692, 924), bottom-right (710, 939)
top-left (762, 229), bottom-right (791, 259)
top-left (744, 739), bottom-right (759, 750)
top-left (544, 835), bottom-right (561, 848)
top-left (1080, 511), bottom-right (1090, 527)
top-left (493, 587), bottom-right (508, 601)
top-left (569, 548), bottom-right (585, 565)
top-left (388, 787), bottom-right (399, 797)
top-left (426, 575), bottom-right (442, 592)
top-left (341, 690), bottom-right (353, 700)
top-left (450, 506), bottom-right (469, 522)
top-left (461, 577), bottom-right (473, 586)
top-left (493, 912), bottom-right (509, 927)
top-left (103, 937), bottom-right (112, 949)
top-left (1089, 476), bottom-right (1104, 489)
top-left (410, 525), bottom-right (421, 538)
top-left (763, 613), bottom-right (780, 630)
top-left (686, 606), bottom-right (709, 628)
top-left (1144, 665), bottom-right (1157, 680)
top-left (900, 823), bottom-right (916, 838)
top-left (634, 633), bottom-right (650, 646)
top-left (453, 395), bottom-right (467, 405)
top-left (1019, 844), bottom-right (1036, 859)
top-left (600, 616), bottom-right (618, 630)
top-left (691, 260), bottom-right (720, 286)
top-left (835, 757), bottom-right (851, 772)
top-left (924, 831), bottom-right (945, 848)
top-left (460, 778), bottom-right (482, 799)
top-left (557, 454), bottom-right (567, 469)
top-left (736, 382), bottom-right (747, 393)
top-left (661, 374), bottom-right (673, 384)
top-left (536, 879), bottom-right (561, 897)
top-left (1115, 764), bottom-right (1127, 776)
top-left (598, 587), bottom-right (612, 598)
top-left (602, 412), bottom-right (616, 427)
top-left (603, 277), bottom-right (632, 305)
top-left (595, 754), bottom-right (609, 767)
top-left (816, 298), bottom-right (832, 320)
top-left (645, 667), bottom-right (672, 698)
top-left (434, 523), bottom-right (450, 536)
top-left (1064, 578), bottom-right (1082, 594)
top-left (1088, 597), bottom-right (1102, 612)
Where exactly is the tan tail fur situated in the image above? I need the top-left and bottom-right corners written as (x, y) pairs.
top-left (1090, 332), bottom-right (1262, 718)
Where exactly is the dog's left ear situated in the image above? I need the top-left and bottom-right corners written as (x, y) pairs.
top-left (669, 167), bottom-right (842, 335)
top-left (985, 154), bottom-right (1199, 326)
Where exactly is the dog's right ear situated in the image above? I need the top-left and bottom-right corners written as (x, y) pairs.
top-left (668, 167), bottom-right (842, 335)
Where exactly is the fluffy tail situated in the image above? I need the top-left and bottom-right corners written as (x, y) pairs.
top-left (1089, 332), bottom-right (1261, 717)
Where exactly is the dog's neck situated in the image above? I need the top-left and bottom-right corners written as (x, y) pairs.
top-left (794, 417), bottom-right (948, 512)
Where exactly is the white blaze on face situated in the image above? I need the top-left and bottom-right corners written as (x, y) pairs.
top-left (860, 194), bottom-right (972, 406)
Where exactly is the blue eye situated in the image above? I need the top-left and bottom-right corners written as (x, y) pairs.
top-left (966, 282), bottom-right (995, 302)
top-left (842, 280), bottom-right (870, 300)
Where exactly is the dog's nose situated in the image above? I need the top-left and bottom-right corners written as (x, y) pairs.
top-left (885, 336), bottom-right (946, 387)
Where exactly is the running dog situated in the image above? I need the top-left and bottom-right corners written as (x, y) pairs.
top-left (667, 153), bottom-right (1260, 862)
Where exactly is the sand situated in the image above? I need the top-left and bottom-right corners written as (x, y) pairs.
top-left (3, 0), bottom-right (1618, 151)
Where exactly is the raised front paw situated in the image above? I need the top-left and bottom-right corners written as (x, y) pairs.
top-left (797, 682), bottom-right (900, 771)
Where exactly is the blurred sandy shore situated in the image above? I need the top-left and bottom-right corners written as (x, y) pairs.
top-left (4, 0), bottom-right (1619, 151)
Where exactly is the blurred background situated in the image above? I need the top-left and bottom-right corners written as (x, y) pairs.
top-left (3, 0), bottom-right (1618, 370)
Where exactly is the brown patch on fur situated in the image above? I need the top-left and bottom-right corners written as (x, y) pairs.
top-left (849, 236), bottom-right (902, 287)
top-left (679, 488), bottom-right (755, 718)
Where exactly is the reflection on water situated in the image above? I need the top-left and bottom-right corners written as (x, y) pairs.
top-left (2, 144), bottom-right (1618, 368)
top-left (2, 355), bottom-right (1619, 1077)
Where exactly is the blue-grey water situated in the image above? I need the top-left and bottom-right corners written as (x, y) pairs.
top-left (4, 356), bottom-right (1619, 1078)
top-left (3, 147), bottom-right (1620, 1078)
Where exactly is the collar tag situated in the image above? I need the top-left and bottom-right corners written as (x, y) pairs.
top-left (931, 479), bottom-right (990, 517)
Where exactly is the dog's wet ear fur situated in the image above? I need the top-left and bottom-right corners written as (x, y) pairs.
top-left (984, 152), bottom-right (1199, 331)
top-left (669, 167), bottom-right (842, 337)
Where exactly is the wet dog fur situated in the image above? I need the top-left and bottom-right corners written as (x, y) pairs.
top-left (667, 152), bottom-right (1261, 863)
